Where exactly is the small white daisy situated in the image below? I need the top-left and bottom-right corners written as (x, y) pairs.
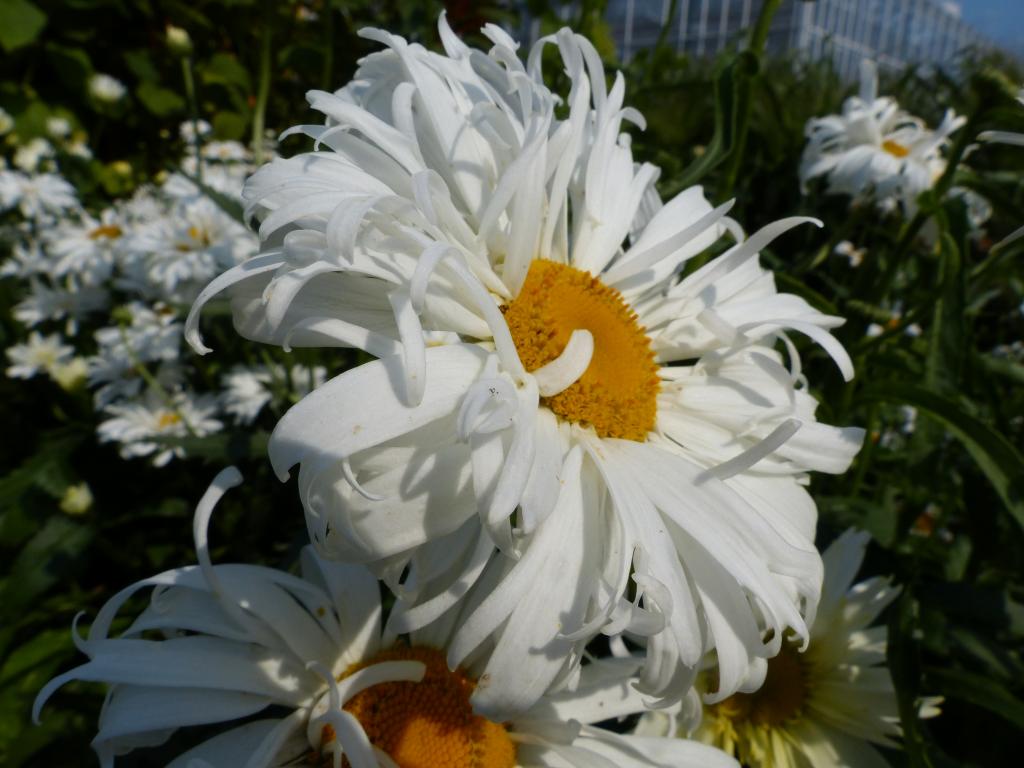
top-left (0, 170), bottom-right (78, 220)
top-left (120, 195), bottom-right (256, 302)
top-left (14, 278), bottom-right (109, 333)
top-left (46, 116), bottom-right (73, 139)
top-left (220, 363), bottom-right (328, 425)
top-left (46, 208), bottom-right (126, 285)
top-left (800, 60), bottom-right (964, 214)
top-left (97, 389), bottom-right (222, 466)
top-left (35, 468), bottom-right (739, 768)
top-left (89, 73), bottom-right (127, 103)
top-left (5, 330), bottom-right (74, 379)
top-left (13, 137), bottom-right (55, 173)
top-left (88, 303), bottom-right (184, 407)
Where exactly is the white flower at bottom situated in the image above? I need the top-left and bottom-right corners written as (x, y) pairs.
top-left (35, 469), bottom-right (738, 768)
top-left (640, 529), bottom-right (941, 768)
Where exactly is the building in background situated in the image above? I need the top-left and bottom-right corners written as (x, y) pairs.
top-left (528, 1), bottom-right (988, 77)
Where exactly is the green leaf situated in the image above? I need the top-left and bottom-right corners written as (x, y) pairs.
top-left (0, 516), bottom-right (93, 622)
top-left (0, 0), bottom-right (46, 52)
top-left (977, 353), bottom-right (1024, 386)
top-left (136, 82), bottom-right (186, 117)
top-left (925, 666), bottom-right (1024, 729)
top-left (889, 591), bottom-right (934, 768)
top-left (860, 382), bottom-right (1024, 532)
top-left (212, 111), bottom-right (248, 141)
top-left (925, 233), bottom-right (965, 393)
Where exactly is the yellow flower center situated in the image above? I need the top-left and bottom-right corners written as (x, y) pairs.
top-left (882, 139), bottom-right (910, 158)
top-left (321, 646), bottom-right (516, 768)
top-left (177, 226), bottom-right (212, 251)
top-left (156, 411), bottom-right (182, 429)
top-left (711, 645), bottom-right (807, 728)
top-left (88, 224), bottom-right (123, 240)
top-left (503, 259), bottom-right (660, 441)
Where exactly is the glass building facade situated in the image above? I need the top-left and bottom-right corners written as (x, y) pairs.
top-left (526, 1), bottom-right (987, 77)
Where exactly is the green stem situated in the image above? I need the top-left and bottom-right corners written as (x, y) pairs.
top-left (252, 4), bottom-right (273, 166)
top-left (181, 57), bottom-right (202, 184)
top-left (722, 0), bottom-right (782, 191)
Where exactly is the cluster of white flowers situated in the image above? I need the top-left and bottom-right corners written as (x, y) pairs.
top-left (31, 16), bottom-right (941, 768)
top-left (1, 121), bottom-right (322, 465)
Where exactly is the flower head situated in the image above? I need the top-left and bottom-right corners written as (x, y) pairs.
top-left (5, 331), bottom-right (74, 379)
top-left (641, 529), bottom-right (941, 768)
top-left (188, 16), bottom-right (862, 718)
top-left (89, 73), bottom-right (127, 103)
top-left (800, 60), bottom-right (965, 214)
top-left (35, 469), bottom-right (739, 768)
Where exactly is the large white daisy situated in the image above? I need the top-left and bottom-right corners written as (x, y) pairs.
top-left (800, 59), bottom-right (965, 214)
top-left (187, 17), bottom-right (863, 718)
top-left (34, 468), bottom-right (738, 768)
top-left (639, 529), bottom-right (941, 768)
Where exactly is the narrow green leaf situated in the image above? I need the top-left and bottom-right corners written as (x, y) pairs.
top-left (925, 232), bottom-right (965, 392)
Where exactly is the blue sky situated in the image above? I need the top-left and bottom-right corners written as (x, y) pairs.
top-left (958, 0), bottom-right (1024, 56)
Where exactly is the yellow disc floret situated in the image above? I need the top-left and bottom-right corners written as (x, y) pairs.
top-left (881, 139), bottom-right (910, 158)
top-left (322, 646), bottom-right (516, 768)
top-left (712, 645), bottom-right (807, 728)
top-left (503, 259), bottom-right (659, 441)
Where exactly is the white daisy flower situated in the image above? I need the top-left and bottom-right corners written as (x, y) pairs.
top-left (0, 169), bottom-right (78, 220)
top-left (221, 363), bottom-right (328, 425)
top-left (35, 468), bottom-right (739, 768)
top-left (46, 116), bottom-right (73, 139)
top-left (89, 73), bottom-right (127, 103)
top-left (13, 137), bottom-right (55, 172)
top-left (0, 241), bottom-right (50, 280)
top-left (165, 162), bottom-right (252, 202)
top-left (97, 389), bottom-right (222, 466)
top-left (640, 529), bottom-right (941, 768)
top-left (14, 278), bottom-right (108, 332)
top-left (221, 365), bottom-right (274, 424)
top-left (179, 118), bottom-right (212, 143)
top-left (800, 60), bottom-right (965, 214)
top-left (202, 139), bottom-right (251, 163)
top-left (5, 330), bottom-right (74, 379)
top-left (120, 195), bottom-right (256, 303)
top-left (46, 208), bottom-right (126, 285)
top-left (88, 303), bottom-right (184, 407)
top-left (188, 18), bottom-right (863, 717)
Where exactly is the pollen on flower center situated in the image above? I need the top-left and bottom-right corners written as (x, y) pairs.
top-left (156, 411), bottom-right (182, 429)
top-left (712, 645), bottom-right (807, 728)
top-left (502, 259), bottom-right (660, 441)
top-left (882, 139), bottom-right (910, 158)
top-left (322, 646), bottom-right (516, 768)
top-left (88, 224), bottom-right (123, 240)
